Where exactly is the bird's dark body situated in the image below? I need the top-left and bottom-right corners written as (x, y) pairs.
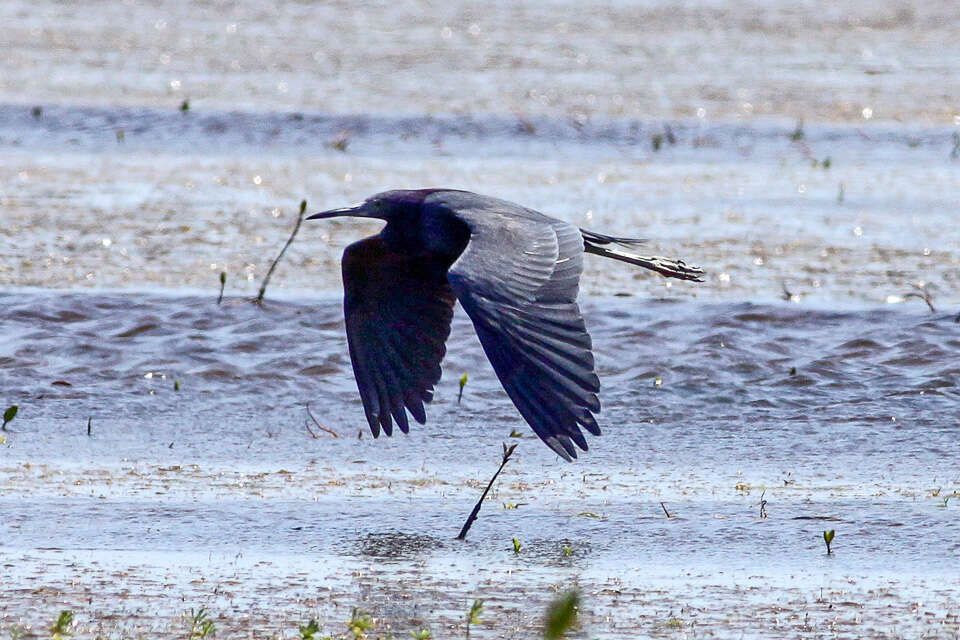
top-left (309, 189), bottom-right (703, 460)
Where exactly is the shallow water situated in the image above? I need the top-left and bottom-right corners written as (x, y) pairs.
top-left (3, 0), bottom-right (960, 636)
top-left (2, 291), bottom-right (958, 637)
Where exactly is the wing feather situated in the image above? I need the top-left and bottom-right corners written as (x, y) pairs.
top-left (342, 236), bottom-right (456, 437)
top-left (430, 191), bottom-right (602, 460)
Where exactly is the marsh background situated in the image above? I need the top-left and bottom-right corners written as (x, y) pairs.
top-left (2, 1), bottom-right (959, 638)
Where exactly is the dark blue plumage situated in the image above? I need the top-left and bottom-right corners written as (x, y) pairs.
top-left (309, 189), bottom-right (703, 460)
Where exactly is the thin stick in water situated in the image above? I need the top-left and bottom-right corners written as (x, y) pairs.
top-left (255, 200), bottom-right (307, 305)
top-left (305, 404), bottom-right (339, 438)
top-left (457, 442), bottom-right (517, 540)
top-left (217, 271), bottom-right (226, 305)
top-left (660, 501), bottom-right (672, 518)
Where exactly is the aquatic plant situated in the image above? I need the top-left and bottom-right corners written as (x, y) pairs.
top-left (256, 200), bottom-right (307, 306)
top-left (187, 607), bottom-right (215, 639)
top-left (512, 537), bottom-right (522, 553)
top-left (217, 271), bottom-right (226, 305)
top-left (180, 99), bottom-right (190, 113)
top-left (346, 608), bottom-right (373, 640)
top-left (791, 119), bottom-right (804, 141)
top-left (466, 599), bottom-right (484, 638)
top-left (823, 529), bottom-right (835, 555)
top-left (652, 133), bottom-right (663, 151)
top-left (298, 618), bottom-right (320, 640)
top-left (543, 590), bottom-right (579, 639)
top-left (458, 373), bottom-right (468, 404)
top-left (50, 610), bottom-right (73, 640)
top-left (2, 405), bottom-right (17, 431)
top-left (410, 630), bottom-right (432, 639)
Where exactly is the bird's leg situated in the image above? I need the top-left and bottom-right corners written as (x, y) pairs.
top-left (582, 241), bottom-right (705, 282)
top-left (628, 253), bottom-right (705, 282)
top-left (456, 442), bottom-right (518, 540)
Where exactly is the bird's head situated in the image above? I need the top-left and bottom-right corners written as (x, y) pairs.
top-left (308, 189), bottom-right (444, 222)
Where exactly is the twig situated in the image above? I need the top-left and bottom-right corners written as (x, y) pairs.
top-left (781, 281), bottom-right (797, 301)
top-left (217, 271), bottom-right (226, 305)
top-left (902, 283), bottom-right (936, 313)
top-left (305, 404), bottom-right (339, 438)
top-left (759, 489), bottom-right (768, 519)
top-left (457, 443), bottom-right (518, 540)
top-left (660, 501), bottom-right (672, 518)
top-left (304, 420), bottom-right (318, 439)
top-left (255, 200), bottom-right (307, 305)
top-left (86, 417), bottom-right (92, 437)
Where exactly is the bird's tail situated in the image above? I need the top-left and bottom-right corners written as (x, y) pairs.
top-left (581, 228), bottom-right (705, 282)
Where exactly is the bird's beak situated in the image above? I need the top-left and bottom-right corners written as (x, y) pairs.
top-left (307, 203), bottom-right (369, 220)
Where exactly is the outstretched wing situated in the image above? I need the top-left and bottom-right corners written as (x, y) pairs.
top-left (342, 236), bottom-right (456, 437)
top-left (431, 192), bottom-right (602, 461)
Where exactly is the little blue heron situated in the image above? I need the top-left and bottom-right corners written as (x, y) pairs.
top-left (309, 189), bottom-right (703, 460)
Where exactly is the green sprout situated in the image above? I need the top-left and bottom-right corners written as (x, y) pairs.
top-left (544, 590), bottom-right (579, 639)
top-left (512, 537), bottom-right (522, 554)
top-left (823, 529), bottom-right (835, 555)
top-left (51, 611), bottom-right (73, 640)
top-left (562, 545), bottom-right (573, 557)
top-left (458, 373), bottom-right (468, 404)
top-left (509, 429), bottom-right (523, 438)
top-left (347, 608), bottom-right (373, 640)
top-left (217, 271), bottom-right (226, 305)
top-left (299, 618), bottom-right (320, 640)
top-left (2, 405), bottom-right (17, 431)
top-left (467, 599), bottom-right (484, 627)
top-left (410, 630), bottom-right (432, 639)
top-left (187, 607), bottom-right (215, 639)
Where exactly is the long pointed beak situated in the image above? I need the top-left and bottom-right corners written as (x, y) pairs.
top-left (307, 203), bottom-right (367, 220)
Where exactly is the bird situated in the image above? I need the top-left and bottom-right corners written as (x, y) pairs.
top-left (308, 189), bottom-right (703, 461)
